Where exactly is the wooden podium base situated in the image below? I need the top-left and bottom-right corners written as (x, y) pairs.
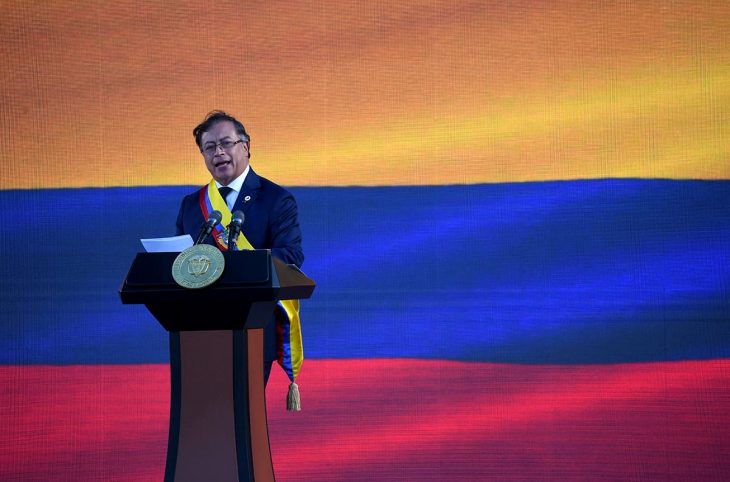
top-left (120, 252), bottom-right (315, 481)
top-left (165, 327), bottom-right (275, 482)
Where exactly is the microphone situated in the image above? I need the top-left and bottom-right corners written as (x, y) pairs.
top-left (227, 210), bottom-right (245, 251)
top-left (194, 210), bottom-right (222, 245)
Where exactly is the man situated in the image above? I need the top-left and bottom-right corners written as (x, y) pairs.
top-left (176, 111), bottom-right (304, 386)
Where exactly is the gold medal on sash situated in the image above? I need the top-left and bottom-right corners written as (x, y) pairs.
top-left (172, 244), bottom-right (225, 289)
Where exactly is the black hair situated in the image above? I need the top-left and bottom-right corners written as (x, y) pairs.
top-left (193, 110), bottom-right (251, 150)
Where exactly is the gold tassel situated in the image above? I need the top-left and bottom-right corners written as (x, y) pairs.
top-left (287, 382), bottom-right (301, 412)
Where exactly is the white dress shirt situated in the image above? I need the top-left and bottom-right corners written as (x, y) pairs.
top-left (214, 165), bottom-right (250, 211)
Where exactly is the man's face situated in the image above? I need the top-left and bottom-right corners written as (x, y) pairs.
top-left (200, 120), bottom-right (250, 185)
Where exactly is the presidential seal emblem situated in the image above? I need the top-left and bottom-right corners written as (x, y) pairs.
top-left (172, 244), bottom-right (225, 289)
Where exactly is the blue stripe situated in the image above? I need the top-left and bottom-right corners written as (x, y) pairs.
top-left (0, 180), bottom-right (729, 364)
top-left (275, 303), bottom-right (295, 381)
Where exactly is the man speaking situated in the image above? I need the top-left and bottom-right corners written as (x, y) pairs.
top-left (175, 111), bottom-right (304, 408)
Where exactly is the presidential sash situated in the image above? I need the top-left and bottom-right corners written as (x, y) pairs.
top-left (199, 180), bottom-right (303, 410)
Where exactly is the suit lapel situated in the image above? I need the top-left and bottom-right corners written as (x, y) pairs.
top-left (233, 168), bottom-right (261, 215)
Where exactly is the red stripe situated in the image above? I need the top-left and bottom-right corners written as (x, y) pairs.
top-left (197, 185), bottom-right (209, 219)
top-left (198, 185), bottom-right (228, 250)
top-left (1, 360), bottom-right (729, 481)
top-left (274, 306), bottom-right (293, 379)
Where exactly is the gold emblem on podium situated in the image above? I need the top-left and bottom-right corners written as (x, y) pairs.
top-left (172, 244), bottom-right (225, 289)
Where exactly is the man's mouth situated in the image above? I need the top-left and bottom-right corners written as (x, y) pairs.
top-left (214, 160), bottom-right (232, 168)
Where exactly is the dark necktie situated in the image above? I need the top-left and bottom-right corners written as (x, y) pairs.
top-left (218, 186), bottom-right (233, 205)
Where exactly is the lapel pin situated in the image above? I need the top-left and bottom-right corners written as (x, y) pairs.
top-left (244, 195), bottom-right (251, 203)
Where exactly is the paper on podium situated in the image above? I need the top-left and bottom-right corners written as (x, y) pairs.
top-left (140, 235), bottom-right (194, 253)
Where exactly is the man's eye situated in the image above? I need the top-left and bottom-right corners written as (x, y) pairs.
top-left (220, 141), bottom-right (234, 148)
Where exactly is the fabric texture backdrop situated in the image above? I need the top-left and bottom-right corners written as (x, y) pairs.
top-left (1, 1), bottom-right (729, 481)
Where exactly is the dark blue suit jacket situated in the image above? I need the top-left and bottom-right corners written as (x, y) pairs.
top-left (175, 168), bottom-right (304, 268)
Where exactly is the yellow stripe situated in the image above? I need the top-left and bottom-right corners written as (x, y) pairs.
top-left (255, 65), bottom-right (730, 185)
top-left (1, 1), bottom-right (728, 188)
top-left (207, 180), bottom-right (303, 381)
top-left (279, 299), bottom-right (303, 380)
top-left (206, 181), bottom-right (254, 251)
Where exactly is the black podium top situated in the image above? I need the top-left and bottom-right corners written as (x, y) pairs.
top-left (119, 250), bottom-right (315, 331)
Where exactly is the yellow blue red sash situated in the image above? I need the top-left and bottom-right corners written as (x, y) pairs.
top-left (198, 181), bottom-right (304, 406)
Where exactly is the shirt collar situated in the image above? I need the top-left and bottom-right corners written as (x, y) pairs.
top-left (214, 164), bottom-right (250, 193)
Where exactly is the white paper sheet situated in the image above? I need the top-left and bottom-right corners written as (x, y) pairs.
top-left (140, 235), bottom-right (194, 253)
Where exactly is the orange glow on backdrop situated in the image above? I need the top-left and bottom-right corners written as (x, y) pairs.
top-left (0, 0), bottom-right (728, 189)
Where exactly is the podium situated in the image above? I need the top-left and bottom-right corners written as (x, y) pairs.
top-left (119, 250), bottom-right (315, 482)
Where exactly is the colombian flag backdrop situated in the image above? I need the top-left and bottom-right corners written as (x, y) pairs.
top-left (1, 1), bottom-right (729, 481)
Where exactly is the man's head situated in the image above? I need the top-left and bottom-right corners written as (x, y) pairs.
top-left (193, 111), bottom-right (251, 186)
